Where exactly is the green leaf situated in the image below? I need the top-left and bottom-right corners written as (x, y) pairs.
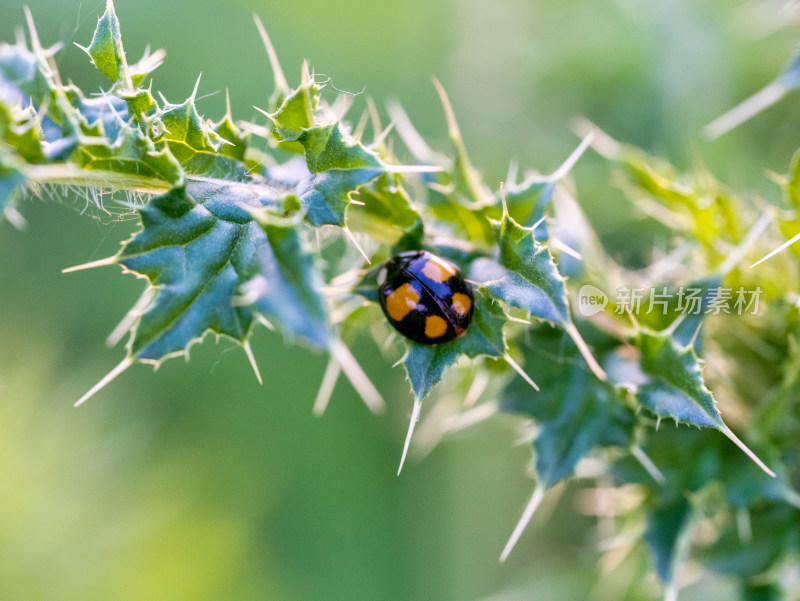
top-left (404, 292), bottom-right (506, 400)
top-left (644, 496), bottom-right (691, 583)
top-left (117, 180), bottom-right (277, 361)
top-left (534, 369), bottom-right (632, 487)
top-left (636, 329), bottom-right (724, 429)
top-left (159, 94), bottom-right (246, 179)
top-left (634, 328), bottom-right (775, 477)
top-left (267, 63), bottom-right (320, 143)
top-left (74, 120), bottom-right (183, 185)
top-left (78, 0), bottom-right (130, 87)
top-left (244, 206), bottom-right (330, 349)
top-left (502, 327), bottom-right (633, 487)
top-left (484, 210), bottom-right (570, 324)
top-left (481, 209), bottom-right (606, 380)
top-left (347, 174), bottom-right (421, 244)
top-left (501, 177), bottom-right (554, 233)
top-left (294, 124), bottom-right (386, 227)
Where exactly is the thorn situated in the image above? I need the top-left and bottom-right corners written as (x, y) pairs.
top-left (550, 131), bottom-right (594, 181)
top-left (784, 488), bottom-right (800, 510)
top-left (352, 108), bottom-right (370, 143)
top-left (715, 210), bottom-right (772, 276)
top-left (703, 81), bottom-right (786, 140)
top-left (370, 120), bottom-right (396, 149)
top-left (750, 230), bottom-right (800, 268)
top-left (503, 352), bottom-right (540, 391)
top-left (506, 315), bottom-right (533, 325)
top-left (550, 237), bottom-right (583, 261)
top-left (499, 181), bottom-right (509, 219)
top-left (687, 321), bottom-right (704, 350)
top-left (224, 88), bottom-right (233, 119)
top-left (253, 105), bottom-right (272, 120)
top-left (329, 339), bottom-right (385, 414)
top-left (385, 100), bottom-right (447, 165)
top-left (499, 483), bottom-right (546, 562)
top-left (564, 322), bottom-right (607, 381)
top-left (463, 369), bottom-right (490, 408)
top-left (106, 288), bottom-right (153, 347)
top-left (398, 397), bottom-right (423, 475)
top-left (74, 358), bottom-right (133, 407)
top-left (571, 117), bottom-right (621, 159)
top-left (242, 340), bottom-right (263, 385)
top-left (630, 445), bottom-right (667, 485)
top-left (62, 256), bottom-right (117, 273)
top-left (529, 215), bottom-right (547, 232)
top-left (4, 206), bottom-right (27, 230)
top-left (190, 72), bottom-right (202, 101)
top-left (23, 6), bottom-right (43, 55)
top-left (720, 424), bottom-right (776, 478)
top-left (662, 312), bottom-right (687, 337)
top-left (312, 357), bottom-right (341, 416)
top-left (253, 13), bottom-right (290, 96)
top-left (256, 314), bottom-right (275, 331)
top-left (431, 76), bottom-right (461, 141)
top-left (342, 226), bottom-right (370, 264)
top-left (444, 401), bottom-right (499, 434)
top-left (506, 159), bottom-right (519, 186)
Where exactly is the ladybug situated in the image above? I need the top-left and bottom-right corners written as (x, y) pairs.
top-left (377, 250), bottom-right (474, 345)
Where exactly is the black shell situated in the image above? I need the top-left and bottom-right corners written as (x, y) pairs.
top-left (377, 250), bottom-right (474, 345)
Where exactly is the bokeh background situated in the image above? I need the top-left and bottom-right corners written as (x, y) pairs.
top-left (1, 0), bottom-right (798, 599)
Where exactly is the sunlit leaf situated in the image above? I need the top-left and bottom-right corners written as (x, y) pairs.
top-left (118, 181), bottom-right (275, 361)
top-left (244, 206), bottom-right (330, 348)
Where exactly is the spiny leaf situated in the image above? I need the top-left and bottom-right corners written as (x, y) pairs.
top-left (636, 329), bottom-right (725, 429)
top-left (634, 328), bottom-right (775, 477)
top-left (484, 210), bottom-right (570, 324)
top-left (159, 92), bottom-right (246, 179)
top-left (118, 180), bottom-right (277, 361)
top-left (74, 120), bottom-right (183, 185)
top-left (482, 206), bottom-right (606, 379)
top-left (404, 292), bottom-right (506, 400)
top-left (294, 123), bottom-right (386, 227)
top-left (77, 0), bottom-right (131, 88)
top-left (347, 174), bottom-right (421, 245)
top-left (267, 62), bottom-right (319, 143)
top-left (502, 327), bottom-right (633, 488)
top-left (244, 204), bottom-right (330, 348)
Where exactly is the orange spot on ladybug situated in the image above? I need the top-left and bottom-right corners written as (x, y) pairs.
top-left (451, 293), bottom-right (471, 316)
top-left (421, 257), bottom-right (456, 283)
top-left (386, 283), bottom-right (420, 321)
top-left (424, 315), bottom-right (448, 339)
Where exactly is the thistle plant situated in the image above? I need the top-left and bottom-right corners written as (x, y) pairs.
top-left (1, 2), bottom-right (799, 599)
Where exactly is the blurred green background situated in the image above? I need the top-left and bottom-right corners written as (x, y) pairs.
top-left (0, 0), bottom-right (797, 599)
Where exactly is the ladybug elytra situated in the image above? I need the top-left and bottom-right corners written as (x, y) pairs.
top-left (377, 250), bottom-right (474, 345)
